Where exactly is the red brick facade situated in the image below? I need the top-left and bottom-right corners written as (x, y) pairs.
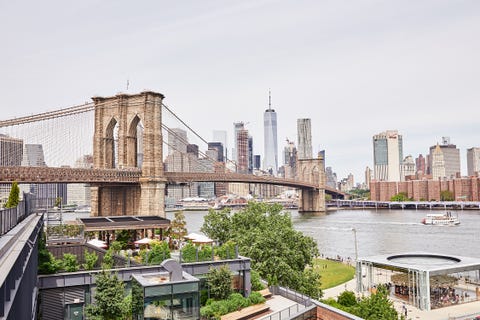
top-left (370, 177), bottom-right (480, 201)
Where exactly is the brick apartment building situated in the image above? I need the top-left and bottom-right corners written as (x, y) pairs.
top-left (370, 176), bottom-right (480, 201)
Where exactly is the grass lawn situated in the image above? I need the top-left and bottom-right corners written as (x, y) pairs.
top-left (313, 258), bottom-right (355, 290)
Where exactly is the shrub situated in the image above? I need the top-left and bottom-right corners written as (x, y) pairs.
top-left (198, 245), bottom-right (213, 262)
top-left (83, 250), bottom-right (98, 270)
top-left (215, 240), bottom-right (236, 260)
top-left (250, 269), bottom-right (265, 291)
top-left (62, 253), bottom-right (79, 272)
top-left (337, 290), bottom-right (357, 307)
top-left (247, 291), bottom-right (265, 305)
top-left (141, 241), bottom-right (171, 265)
top-left (181, 242), bottom-right (197, 262)
top-left (207, 265), bottom-right (232, 300)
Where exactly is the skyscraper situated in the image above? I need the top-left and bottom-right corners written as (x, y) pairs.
top-left (428, 137), bottom-right (460, 179)
top-left (248, 136), bottom-right (253, 174)
top-left (326, 167), bottom-right (338, 190)
top-left (212, 130), bottom-right (227, 160)
top-left (372, 130), bottom-right (403, 182)
top-left (364, 166), bottom-right (372, 189)
top-left (401, 155), bottom-right (416, 180)
top-left (415, 154), bottom-right (426, 175)
top-left (253, 155), bottom-right (261, 170)
top-left (232, 122), bottom-right (245, 164)
top-left (168, 128), bottom-right (188, 155)
top-left (22, 144), bottom-right (46, 166)
top-left (263, 91), bottom-right (278, 173)
top-left (236, 128), bottom-right (249, 174)
top-left (467, 147), bottom-right (480, 177)
top-left (208, 142), bottom-right (224, 162)
top-left (297, 119), bottom-right (312, 160)
top-left (431, 144), bottom-right (446, 180)
top-left (283, 139), bottom-right (297, 179)
top-left (0, 134), bottom-right (23, 166)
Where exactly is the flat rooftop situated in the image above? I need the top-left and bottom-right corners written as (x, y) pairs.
top-left (360, 252), bottom-right (480, 276)
top-left (78, 215), bottom-right (170, 232)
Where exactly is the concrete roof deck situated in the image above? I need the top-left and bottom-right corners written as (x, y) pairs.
top-left (360, 252), bottom-right (480, 276)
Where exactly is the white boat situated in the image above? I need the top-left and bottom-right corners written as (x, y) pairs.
top-left (422, 211), bottom-right (460, 226)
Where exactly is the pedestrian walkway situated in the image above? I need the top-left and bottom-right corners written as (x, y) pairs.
top-left (323, 277), bottom-right (480, 320)
top-left (257, 295), bottom-right (305, 320)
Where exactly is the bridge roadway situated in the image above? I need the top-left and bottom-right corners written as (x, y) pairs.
top-left (0, 166), bottom-right (344, 197)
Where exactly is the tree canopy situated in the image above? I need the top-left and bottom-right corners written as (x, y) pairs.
top-left (390, 192), bottom-right (411, 202)
top-left (169, 210), bottom-right (188, 241)
top-left (85, 270), bottom-right (131, 320)
top-left (4, 181), bottom-right (20, 208)
top-left (323, 285), bottom-right (401, 320)
top-left (201, 202), bottom-right (321, 297)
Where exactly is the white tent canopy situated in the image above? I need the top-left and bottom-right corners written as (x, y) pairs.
top-left (87, 238), bottom-right (107, 248)
top-left (185, 232), bottom-right (213, 244)
top-left (134, 237), bottom-right (153, 245)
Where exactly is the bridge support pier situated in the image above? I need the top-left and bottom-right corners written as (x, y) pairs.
top-left (299, 188), bottom-right (326, 213)
top-left (139, 179), bottom-right (166, 216)
top-left (297, 157), bottom-right (326, 214)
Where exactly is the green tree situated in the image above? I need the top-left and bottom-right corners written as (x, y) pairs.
top-left (169, 211), bottom-right (188, 242)
top-left (207, 265), bottom-right (233, 300)
top-left (440, 190), bottom-right (454, 201)
top-left (250, 269), bottom-right (265, 291)
top-left (54, 196), bottom-right (62, 208)
top-left (390, 192), bottom-right (410, 202)
top-left (348, 188), bottom-right (370, 200)
top-left (62, 253), bottom-right (79, 272)
top-left (83, 250), bottom-right (99, 270)
top-left (202, 202), bottom-right (320, 297)
top-left (4, 181), bottom-right (20, 208)
top-left (85, 270), bottom-right (130, 320)
top-left (299, 268), bottom-right (323, 300)
top-left (201, 208), bottom-right (232, 244)
top-left (353, 285), bottom-right (399, 320)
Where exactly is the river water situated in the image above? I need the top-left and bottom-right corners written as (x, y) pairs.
top-left (166, 209), bottom-right (480, 260)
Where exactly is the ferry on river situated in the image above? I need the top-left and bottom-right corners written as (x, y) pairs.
top-left (421, 211), bottom-right (460, 226)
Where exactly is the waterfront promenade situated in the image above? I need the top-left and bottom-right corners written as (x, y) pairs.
top-left (328, 200), bottom-right (480, 210)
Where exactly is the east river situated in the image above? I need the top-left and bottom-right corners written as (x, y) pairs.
top-left (166, 208), bottom-right (480, 260)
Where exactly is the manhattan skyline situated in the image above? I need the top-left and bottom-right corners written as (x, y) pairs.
top-left (1, 0), bottom-right (479, 181)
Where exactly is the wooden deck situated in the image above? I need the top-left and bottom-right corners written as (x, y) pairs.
top-left (220, 304), bottom-right (270, 320)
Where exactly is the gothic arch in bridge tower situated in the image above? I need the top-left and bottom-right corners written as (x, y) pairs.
top-left (127, 114), bottom-right (143, 168)
top-left (91, 91), bottom-right (166, 217)
top-left (104, 117), bottom-right (118, 169)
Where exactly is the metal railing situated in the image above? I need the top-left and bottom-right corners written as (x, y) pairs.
top-left (258, 303), bottom-right (308, 320)
top-left (0, 200), bottom-right (27, 236)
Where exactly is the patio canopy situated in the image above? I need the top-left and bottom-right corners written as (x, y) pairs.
top-left (87, 238), bottom-right (107, 248)
top-left (134, 237), bottom-right (154, 245)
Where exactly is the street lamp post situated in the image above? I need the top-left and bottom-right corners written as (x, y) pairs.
top-left (352, 228), bottom-right (358, 262)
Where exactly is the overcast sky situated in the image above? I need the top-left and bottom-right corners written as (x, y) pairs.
top-left (1, 0), bottom-right (479, 183)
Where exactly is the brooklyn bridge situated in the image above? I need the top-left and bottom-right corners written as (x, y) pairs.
top-left (0, 91), bottom-right (344, 217)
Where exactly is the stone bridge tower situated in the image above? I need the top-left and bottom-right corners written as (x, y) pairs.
top-left (297, 156), bottom-right (326, 213)
top-left (91, 91), bottom-right (166, 217)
